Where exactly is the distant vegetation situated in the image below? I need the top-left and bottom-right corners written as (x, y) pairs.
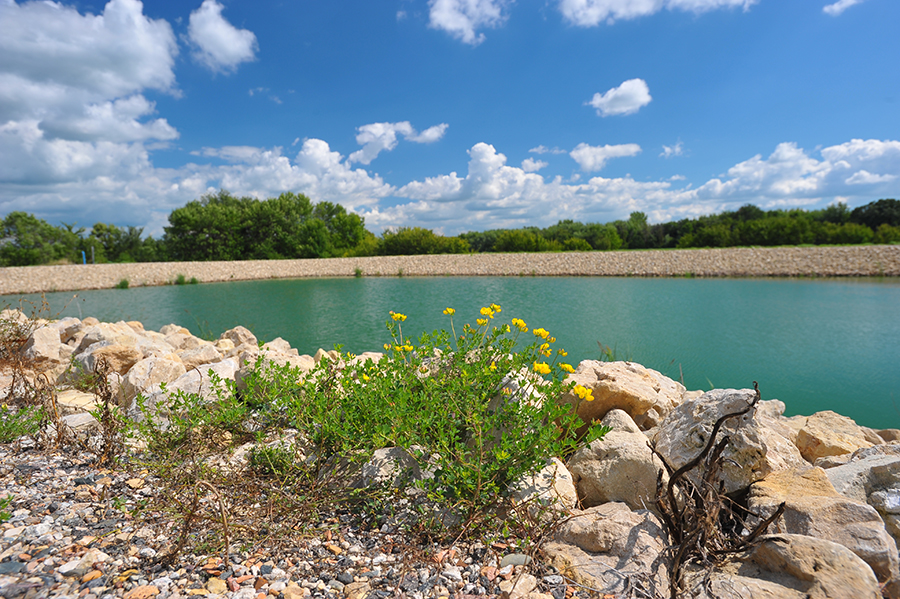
top-left (1, 193), bottom-right (898, 267)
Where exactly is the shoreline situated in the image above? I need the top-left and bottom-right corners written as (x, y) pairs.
top-left (1, 244), bottom-right (899, 295)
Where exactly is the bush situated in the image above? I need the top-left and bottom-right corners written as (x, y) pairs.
top-left (874, 224), bottom-right (900, 244)
top-left (379, 227), bottom-right (469, 255)
top-left (250, 305), bottom-right (607, 515)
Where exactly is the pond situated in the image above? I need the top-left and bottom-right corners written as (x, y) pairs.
top-left (5, 276), bottom-right (899, 429)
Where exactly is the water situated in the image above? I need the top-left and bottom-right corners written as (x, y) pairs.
top-left (5, 276), bottom-right (899, 428)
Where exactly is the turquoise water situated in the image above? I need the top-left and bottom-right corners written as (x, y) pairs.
top-left (5, 276), bottom-right (899, 428)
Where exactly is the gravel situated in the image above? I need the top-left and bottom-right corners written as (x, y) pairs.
top-left (2, 246), bottom-right (898, 295)
top-left (0, 443), bottom-right (575, 599)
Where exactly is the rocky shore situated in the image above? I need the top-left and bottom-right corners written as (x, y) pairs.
top-left (2, 245), bottom-right (899, 296)
top-left (3, 311), bottom-right (900, 598)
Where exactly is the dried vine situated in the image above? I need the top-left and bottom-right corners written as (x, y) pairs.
top-left (651, 382), bottom-right (786, 599)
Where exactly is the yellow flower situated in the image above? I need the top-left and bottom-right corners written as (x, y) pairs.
top-left (362, 374), bottom-right (370, 382)
top-left (443, 307), bottom-right (456, 315)
top-left (390, 311), bottom-right (407, 322)
top-left (402, 344), bottom-right (413, 351)
top-left (383, 343), bottom-right (391, 350)
top-left (557, 348), bottom-right (568, 357)
top-left (532, 327), bottom-right (550, 340)
top-left (539, 343), bottom-right (549, 352)
top-left (490, 361), bottom-right (497, 371)
top-left (480, 306), bottom-right (495, 319)
top-left (559, 363), bottom-right (574, 373)
top-left (533, 361), bottom-right (551, 375)
top-left (549, 337), bottom-right (556, 343)
top-left (573, 384), bottom-right (594, 401)
top-left (490, 303), bottom-right (502, 313)
top-left (511, 318), bottom-right (528, 332)
top-left (476, 318), bottom-right (489, 327)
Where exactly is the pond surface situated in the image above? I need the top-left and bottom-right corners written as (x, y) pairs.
top-left (5, 276), bottom-right (899, 428)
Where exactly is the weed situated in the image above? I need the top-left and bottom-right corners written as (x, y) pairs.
top-left (0, 495), bottom-right (12, 523)
top-left (397, 267), bottom-right (404, 277)
top-left (354, 267), bottom-right (363, 278)
top-left (86, 357), bottom-right (128, 466)
top-left (115, 279), bottom-right (129, 289)
top-left (0, 404), bottom-right (44, 443)
top-left (189, 277), bottom-right (199, 285)
top-left (175, 274), bottom-right (187, 285)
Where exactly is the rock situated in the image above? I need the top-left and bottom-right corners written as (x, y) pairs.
top-left (76, 342), bottom-right (144, 375)
top-left (235, 348), bottom-right (316, 393)
top-left (747, 466), bottom-right (900, 589)
top-left (544, 502), bottom-right (667, 596)
top-left (510, 457), bottom-right (578, 515)
top-left (262, 337), bottom-right (298, 355)
top-left (314, 348), bottom-right (340, 363)
top-left (56, 389), bottom-right (98, 415)
top-left (178, 344), bottom-right (222, 371)
top-left (22, 326), bottom-right (63, 364)
top-left (498, 573), bottom-right (537, 599)
top-left (568, 410), bottom-right (664, 511)
top-left (653, 388), bottom-right (807, 494)
top-left (560, 361), bottom-right (685, 430)
top-left (74, 322), bottom-right (138, 354)
top-left (122, 357), bottom-right (188, 405)
top-left (214, 338), bottom-right (236, 353)
top-left (220, 325), bottom-right (257, 347)
top-left (135, 359), bottom-right (238, 419)
top-left (207, 577), bottom-right (228, 594)
top-left (878, 429), bottom-right (900, 443)
top-left (795, 410), bottom-right (880, 463)
top-left (159, 324), bottom-right (190, 336)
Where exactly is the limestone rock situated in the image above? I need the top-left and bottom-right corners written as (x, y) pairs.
top-left (178, 344), bottom-right (221, 371)
top-left (77, 342), bottom-right (143, 375)
top-left (159, 324), bottom-right (190, 336)
top-left (544, 503), bottom-right (667, 596)
top-left (134, 359), bottom-right (238, 419)
top-left (314, 348), bottom-right (340, 363)
top-left (262, 337), bottom-right (298, 356)
top-left (510, 457), bottom-right (578, 515)
top-left (878, 429), bottom-right (900, 443)
top-left (74, 322), bottom-right (138, 354)
top-left (122, 357), bottom-right (188, 405)
top-left (23, 326), bottom-right (62, 364)
top-left (691, 534), bottom-right (882, 599)
top-left (49, 317), bottom-right (82, 344)
top-left (56, 389), bottom-right (98, 415)
top-left (795, 410), bottom-right (879, 463)
top-left (220, 325), bottom-right (256, 348)
top-left (653, 388), bottom-right (807, 494)
top-left (568, 410), bottom-right (664, 511)
top-left (747, 466), bottom-right (899, 587)
top-left (560, 361), bottom-right (684, 430)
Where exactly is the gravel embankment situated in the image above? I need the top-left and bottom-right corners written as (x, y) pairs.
top-left (1, 245), bottom-right (898, 295)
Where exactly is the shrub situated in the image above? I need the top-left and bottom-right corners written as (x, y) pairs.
top-left (115, 279), bottom-right (129, 289)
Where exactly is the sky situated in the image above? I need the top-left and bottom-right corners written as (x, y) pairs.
top-left (1, 0), bottom-right (898, 237)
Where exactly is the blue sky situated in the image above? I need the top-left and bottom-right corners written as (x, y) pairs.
top-left (1, 0), bottom-right (898, 237)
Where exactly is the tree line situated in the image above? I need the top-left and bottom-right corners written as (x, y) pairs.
top-left (1, 193), bottom-right (898, 267)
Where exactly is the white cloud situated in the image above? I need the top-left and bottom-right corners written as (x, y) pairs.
top-left (559, 0), bottom-right (757, 27)
top-left (521, 158), bottom-right (548, 172)
top-left (660, 141), bottom-right (684, 158)
top-left (428, 0), bottom-right (512, 45)
top-left (823, 0), bottom-right (866, 16)
top-left (845, 170), bottom-right (897, 185)
top-left (587, 79), bottom-right (652, 117)
top-left (529, 145), bottom-right (567, 155)
top-left (348, 121), bottom-right (448, 165)
top-left (570, 143), bottom-right (642, 172)
top-left (188, 0), bottom-right (258, 73)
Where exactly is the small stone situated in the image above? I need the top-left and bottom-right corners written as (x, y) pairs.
top-left (125, 478), bottom-right (144, 489)
top-left (82, 570), bottom-right (103, 583)
top-left (325, 544), bottom-right (343, 555)
top-left (123, 585), bottom-right (159, 599)
top-left (207, 577), bottom-right (228, 595)
top-left (499, 554), bottom-right (532, 568)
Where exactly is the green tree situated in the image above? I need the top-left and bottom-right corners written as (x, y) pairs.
top-left (380, 227), bottom-right (469, 255)
top-left (850, 199), bottom-right (900, 229)
top-left (0, 212), bottom-right (79, 266)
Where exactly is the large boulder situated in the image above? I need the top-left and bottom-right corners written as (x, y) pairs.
top-left (178, 344), bottom-right (222, 371)
top-left (74, 322), bottom-right (139, 354)
top-left (795, 410), bottom-right (881, 463)
top-left (75, 342), bottom-right (144, 375)
top-left (543, 502), bottom-right (668, 597)
top-left (690, 534), bottom-right (882, 599)
top-left (568, 409), bottom-right (664, 511)
top-left (510, 457), bottom-right (578, 516)
top-left (747, 466), bottom-right (899, 590)
top-left (560, 361), bottom-right (684, 431)
top-left (653, 389), bottom-right (807, 494)
top-left (133, 359), bottom-right (238, 420)
top-left (23, 325), bottom-right (63, 365)
top-left (824, 444), bottom-right (900, 549)
top-left (220, 326), bottom-right (257, 348)
top-left (121, 357), bottom-right (188, 406)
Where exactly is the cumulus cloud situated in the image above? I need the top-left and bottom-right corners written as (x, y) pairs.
top-left (660, 141), bottom-right (684, 158)
top-left (348, 121), bottom-right (448, 165)
top-left (521, 158), bottom-right (548, 172)
top-left (570, 143), bottom-right (642, 172)
top-left (428, 0), bottom-right (512, 45)
top-left (823, 0), bottom-right (867, 16)
top-left (587, 79), bottom-right (652, 117)
top-left (559, 0), bottom-right (757, 27)
top-left (188, 0), bottom-right (258, 73)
